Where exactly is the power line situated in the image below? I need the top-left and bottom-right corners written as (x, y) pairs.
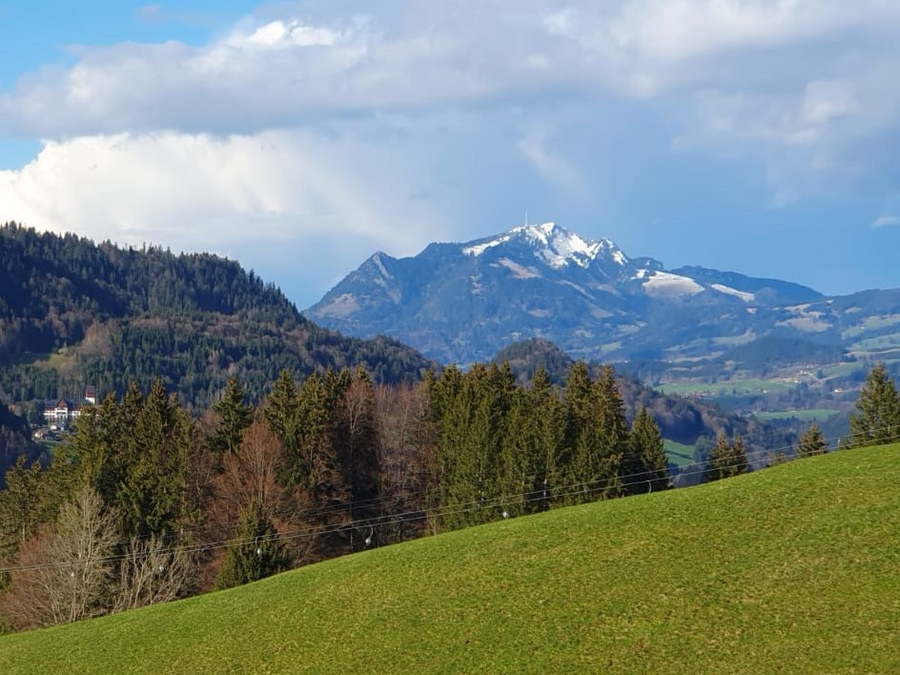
top-left (0, 424), bottom-right (882, 568)
top-left (3, 429), bottom-right (896, 576)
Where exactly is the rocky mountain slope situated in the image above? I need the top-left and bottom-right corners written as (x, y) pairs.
top-left (307, 221), bottom-right (837, 363)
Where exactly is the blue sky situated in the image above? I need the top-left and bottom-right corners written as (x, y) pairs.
top-left (2, 1), bottom-right (900, 308)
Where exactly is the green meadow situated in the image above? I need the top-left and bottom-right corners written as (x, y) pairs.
top-left (2, 445), bottom-right (898, 674)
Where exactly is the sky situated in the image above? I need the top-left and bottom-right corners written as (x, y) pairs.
top-left (1, 1), bottom-right (900, 308)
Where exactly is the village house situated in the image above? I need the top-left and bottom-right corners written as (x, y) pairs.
top-left (41, 387), bottom-right (97, 427)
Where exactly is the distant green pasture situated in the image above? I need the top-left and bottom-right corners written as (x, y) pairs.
top-left (754, 409), bottom-right (840, 422)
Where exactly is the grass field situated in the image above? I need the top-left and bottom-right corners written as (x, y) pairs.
top-left (663, 439), bottom-right (696, 467)
top-left (753, 409), bottom-right (841, 422)
top-left (655, 377), bottom-right (795, 397)
top-left (1, 445), bottom-right (898, 674)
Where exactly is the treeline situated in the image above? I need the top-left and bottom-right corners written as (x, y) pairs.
top-left (493, 337), bottom-right (796, 460)
top-left (4, 361), bottom-right (891, 634)
top-left (0, 222), bottom-right (299, 357)
top-left (0, 362), bottom-right (668, 632)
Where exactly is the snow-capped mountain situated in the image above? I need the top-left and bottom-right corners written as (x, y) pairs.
top-left (305, 222), bottom-right (823, 363)
top-left (463, 222), bottom-right (629, 272)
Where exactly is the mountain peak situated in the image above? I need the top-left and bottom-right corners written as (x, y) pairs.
top-left (306, 220), bottom-right (828, 364)
top-left (463, 221), bottom-right (627, 270)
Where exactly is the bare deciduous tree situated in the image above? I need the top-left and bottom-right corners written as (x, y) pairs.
top-left (114, 534), bottom-right (191, 613)
top-left (1, 486), bottom-right (118, 629)
top-left (374, 383), bottom-right (433, 543)
top-left (212, 421), bottom-right (287, 525)
top-left (206, 421), bottom-right (315, 579)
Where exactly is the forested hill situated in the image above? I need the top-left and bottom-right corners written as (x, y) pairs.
top-left (0, 401), bottom-right (42, 488)
top-left (0, 223), bottom-right (434, 412)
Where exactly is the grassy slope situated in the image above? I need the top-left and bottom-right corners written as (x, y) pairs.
top-left (3, 446), bottom-right (899, 674)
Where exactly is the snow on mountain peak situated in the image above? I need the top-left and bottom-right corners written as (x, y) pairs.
top-left (463, 222), bottom-right (628, 270)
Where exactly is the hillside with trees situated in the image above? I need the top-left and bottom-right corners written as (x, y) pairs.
top-left (0, 355), bottom-right (895, 634)
top-left (0, 223), bottom-right (434, 416)
top-left (0, 403), bottom-right (43, 489)
top-left (0, 361), bottom-right (669, 631)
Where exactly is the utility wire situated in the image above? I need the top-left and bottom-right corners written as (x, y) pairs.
top-left (3, 427), bottom-right (896, 575)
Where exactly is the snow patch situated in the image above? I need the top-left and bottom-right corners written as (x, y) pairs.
top-left (493, 258), bottom-right (542, 279)
top-left (463, 222), bottom-right (626, 271)
top-left (643, 272), bottom-right (704, 299)
top-left (521, 222), bottom-right (602, 269)
top-left (711, 283), bottom-right (755, 303)
top-left (371, 253), bottom-right (391, 279)
top-left (463, 234), bottom-right (512, 257)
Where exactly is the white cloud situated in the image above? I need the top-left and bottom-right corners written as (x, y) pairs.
top-left (238, 19), bottom-right (348, 50)
top-left (0, 1), bottom-right (892, 138)
top-left (872, 215), bottom-right (900, 228)
top-left (0, 0), bottom-right (897, 181)
top-left (0, 130), bottom-right (449, 256)
top-left (2, 0), bottom-right (900, 261)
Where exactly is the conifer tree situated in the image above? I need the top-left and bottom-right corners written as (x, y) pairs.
top-left (337, 368), bottom-right (381, 548)
top-left (263, 370), bottom-right (298, 448)
top-left (848, 363), bottom-right (900, 448)
top-left (215, 500), bottom-right (290, 590)
top-left (119, 379), bottom-right (191, 540)
top-left (210, 377), bottom-right (253, 457)
top-left (0, 457), bottom-right (55, 565)
top-left (529, 367), bottom-right (566, 511)
top-left (704, 435), bottom-right (749, 482)
top-left (496, 387), bottom-right (531, 517)
top-left (561, 361), bottom-right (595, 504)
top-left (593, 364), bottom-right (630, 498)
top-left (624, 406), bottom-right (670, 494)
top-left (795, 421), bottom-right (827, 458)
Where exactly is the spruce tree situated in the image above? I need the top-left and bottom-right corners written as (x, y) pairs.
top-left (561, 362), bottom-right (595, 505)
top-left (215, 500), bottom-right (290, 590)
top-left (848, 363), bottom-right (900, 448)
top-left (593, 364), bottom-right (630, 498)
top-left (795, 421), bottom-right (827, 458)
top-left (0, 458), bottom-right (53, 564)
top-left (210, 377), bottom-right (253, 457)
top-left (625, 406), bottom-right (670, 494)
top-left (337, 368), bottom-right (381, 549)
top-left (529, 367), bottom-right (566, 511)
top-left (119, 380), bottom-right (191, 540)
top-left (263, 370), bottom-right (298, 448)
top-left (496, 387), bottom-right (530, 518)
top-left (705, 435), bottom-right (748, 482)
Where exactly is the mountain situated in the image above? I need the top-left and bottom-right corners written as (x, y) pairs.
top-left (306, 221), bottom-right (826, 363)
top-left (0, 223), bottom-right (435, 414)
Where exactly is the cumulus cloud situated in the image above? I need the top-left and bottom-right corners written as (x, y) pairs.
top-left (1, 1), bottom-right (895, 139)
top-left (0, 0), bottom-right (897, 211)
top-left (0, 129), bottom-right (450, 256)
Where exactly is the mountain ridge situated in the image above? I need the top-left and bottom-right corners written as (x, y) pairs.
top-left (306, 221), bottom-right (830, 363)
